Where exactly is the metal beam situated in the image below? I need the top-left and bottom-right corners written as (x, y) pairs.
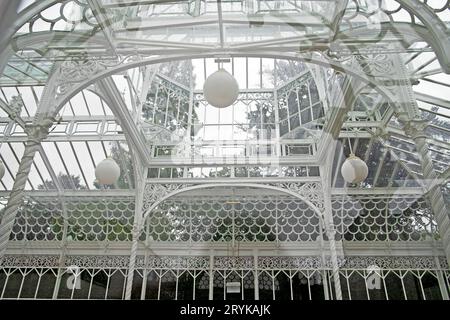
top-left (36, 145), bottom-right (63, 193)
top-left (331, 187), bottom-right (424, 195)
top-left (415, 92), bottom-right (450, 110)
top-left (0, 135), bottom-right (126, 142)
top-left (0, 190), bottom-right (135, 197)
top-left (146, 156), bottom-right (318, 166)
top-left (86, 0), bottom-right (118, 56)
top-left (217, 0), bottom-right (225, 49)
top-left (388, 126), bottom-right (450, 151)
top-left (328, 0), bottom-right (349, 42)
top-left (1, 115), bottom-right (117, 122)
top-left (96, 77), bottom-right (152, 165)
top-left (116, 13), bottom-right (335, 32)
top-left (440, 167), bottom-right (450, 181)
top-left (0, 0), bottom-right (19, 75)
top-left (102, 0), bottom-right (183, 7)
top-left (4, 241), bottom-right (444, 257)
top-left (115, 38), bottom-right (215, 50)
top-left (144, 177), bottom-right (322, 185)
top-left (0, 185), bottom-right (428, 198)
top-left (396, 0), bottom-right (450, 73)
top-left (317, 76), bottom-right (365, 163)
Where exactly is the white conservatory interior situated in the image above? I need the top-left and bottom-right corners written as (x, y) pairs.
top-left (0, 0), bottom-right (449, 301)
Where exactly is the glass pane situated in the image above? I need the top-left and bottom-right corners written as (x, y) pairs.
top-left (19, 270), bottom-right (39, 298)
top-left (195, 271), bottom-right (209, 300)
top-left (160, 271), bottom-right (176, 300)
top-left (421, 272), bottom-right (443, 300)
top-left (403, 272), bottom-right (424, 300)
top-left (107, 270), bottom-right (125, 300)
top-left (177, 271), bottom-right (194, 300)
top-left (348, 272), bottom-right (368, 300)
top-left (36, 270), bottom-right (57, 299)
top-left (385, 272), bottom-right (405, 300)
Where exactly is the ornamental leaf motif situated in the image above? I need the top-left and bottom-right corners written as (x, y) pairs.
top-left (56, 55), bottom-right (139, 97)
top-left (142, 183), bottom-right (191, 213)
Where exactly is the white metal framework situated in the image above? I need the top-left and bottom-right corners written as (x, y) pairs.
top-left (0, 0), bottom-right (449, 300)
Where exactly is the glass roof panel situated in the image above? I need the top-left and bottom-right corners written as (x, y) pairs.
top-left (37, 139), bottom-right (134, 191)
top-left (17, 0), bottom-right (38, 13)
top-left (0, 0), bottom-right (448, 194)
top-left (415, 80), bottom-right (450, 107)
top-left (112, 75), bottom-right (134, 113)
top-left (0, 143), bottom-right (25, 190)
top-left (418, 101), bottom-right (450, 120)
top-left (422, 0), bottom-right (450, 22)
top-left (105, 0), bottom-right (337, 46)
top-left (32, 151), bottom-right (55, 190)
top-left (331, 137), bottom-right (423, 189)
top-left (1, 2), bottom-right (450, 289)
top-left (16, 1), bottom-right (98, 35)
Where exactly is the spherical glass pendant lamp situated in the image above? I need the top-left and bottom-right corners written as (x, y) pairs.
top-left (95, 157), bottom-right (121, 185)
top-left (341, 153), bottom-right (368, 184)
top-left (203, 68), bottom-right (239, 108)
top-left (0, 159), bottom-right (5, 180)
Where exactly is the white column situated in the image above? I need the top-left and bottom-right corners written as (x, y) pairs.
top-left (52, 197), bottom-right (70, 299)
top-left (253, 249), bottom-right (259, 300)
top-left (208, 250), bottom-right (214, 300)
top-left (401, 118), bottom-right (450, 266)
top-left (319, 222), bottom-right (330, 300)
top-left (320, 139), bottom-right (343, 300)
top-left (124, 166), bottom-right (146, 300)
top-left (326, 225), bottom-right (342, 300)
top-left (0, 118), bottom-right (54, 261)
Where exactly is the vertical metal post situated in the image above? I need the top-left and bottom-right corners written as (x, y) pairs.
top-left (208, 250), bottom-right (214, 300)
top-left (253, 249), bottom-right (259, 300)
top-left (52, 197), bottom-right (69, 299)
top-left (0, 1), bottom-right (19, 74)
top-left (125, 165), bottom-right (146, 300)
top-left (404, 124), bottom-right (450, 265)
top-left (140, 226), bottom-right (151, 300)
top-left (320, 140), bottom-right (343, 300)
top-left (0, 119), bottom-right (54, 261)
top-left (392, 54), bottom-right (450, 265)
top-left (319, 220), bottom-right (330, 300)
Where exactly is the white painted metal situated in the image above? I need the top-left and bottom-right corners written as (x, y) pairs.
top-left (0, 0), bottom-right (448, 301)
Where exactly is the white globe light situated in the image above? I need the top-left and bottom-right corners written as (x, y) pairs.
top-left (0, 159), bottom-right (4, 180)
top-left (341, 154), bottom-right (368, 184)
top-left (95, 157), bottom-right (120, 185)
top-left (203, 68), bottom-right (239, 108)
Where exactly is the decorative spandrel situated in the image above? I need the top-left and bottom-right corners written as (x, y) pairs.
top-left (270, 182), bottom-right (324, 211)
top-left (55, 55), bottom-right (136, 98)
top-left (142, 183), bottom-right (191, 214)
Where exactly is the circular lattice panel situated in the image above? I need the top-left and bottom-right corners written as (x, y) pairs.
top-left (143, 198), bottom-right (320, 242)
top-left (331, 196), bottom-right (437, 241)
top-left (10, 197), bottom-right (135, 242)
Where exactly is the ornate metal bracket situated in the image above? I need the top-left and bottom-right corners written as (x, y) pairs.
top-left (269, 182), bottom-right (324, 211)
top-left (24, 117), bottom-right (56, 143)
top-left (142, 183), bottom-right (192, 213)
top-left (397, 114), bottom-right (430, 140)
